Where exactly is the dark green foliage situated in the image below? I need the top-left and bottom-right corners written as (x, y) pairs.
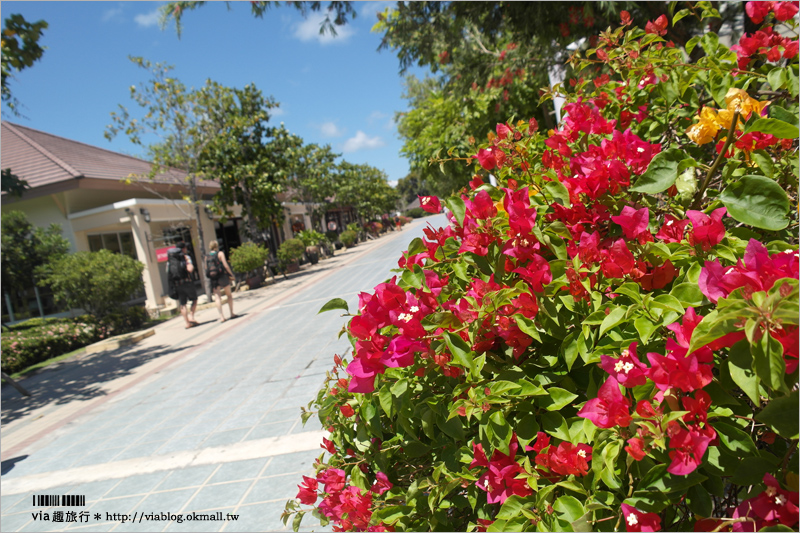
top-left (228, 242), bottom-right (269, 274)
top-left (38, 250), bottom-right (145, 321)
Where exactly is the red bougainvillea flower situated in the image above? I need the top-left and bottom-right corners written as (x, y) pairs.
top-left (321, 437), bottom-right (336, 454)
top-left (621, 503), bottom-right (662, 532)
top-left (774, 1), bottom-right (800, 21)
top-left (339, 404), bottom-right (355, 418)
top-left (732, 473), bottom-right (800, 531)
top-left (625, 437), bottom-right (647, 461)
top-left (476, 147), bottom-right (505, 170)
top-left (647, 350), bottom-right (713, 393)
top-left (370, 472), bottom-right (393, 495)
top-left (418, 195), bottom-right (442, 214)
top-left (317, 468), bottom-right (347, 493)
top-left (686, 207), bottom-right (726, 251)
top-left (600, 342), bottom-right (648, 387)
top-left (547, 442), bottom-right (593, 477)
top-left (611, 206), bottom-right (650, 242)
top-left (297, 475), bottom-right (319, 505)
top-left (746, 1), bottom-right (774, 23)
top-left (578, 377), bottom-right (632, 429)
top-left (472, 440), bottom-right (532, 504)
top-left (656, 214), bottom-right (690, 243)
top-left (601, 239), bottom-right (637, 279)
top-left (775, 326), bottom-right (799, 373)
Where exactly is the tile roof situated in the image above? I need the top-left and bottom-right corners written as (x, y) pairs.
top-left (1, 122), bottom-right (216, 190)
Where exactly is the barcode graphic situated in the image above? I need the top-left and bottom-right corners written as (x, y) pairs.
top-left (33, 494), bottom-right (85, 506)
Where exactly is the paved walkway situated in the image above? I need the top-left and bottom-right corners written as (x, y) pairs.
top-left (1, 215), bottom-right (445, 532)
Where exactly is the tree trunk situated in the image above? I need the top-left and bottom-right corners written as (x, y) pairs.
top-left (190, 178), bottom-right (211, 300)
top-left (241, 179), bottom-right (263, 245)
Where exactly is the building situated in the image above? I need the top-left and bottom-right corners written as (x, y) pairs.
top-left (1, 122), bottom-right (241, 321)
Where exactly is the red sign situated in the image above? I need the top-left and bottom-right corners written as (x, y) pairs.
top-left (156, 246), bottom-right (171, 263)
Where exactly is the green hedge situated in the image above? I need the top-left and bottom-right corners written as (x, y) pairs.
top-left (1, 307), bottom-right (148, 375)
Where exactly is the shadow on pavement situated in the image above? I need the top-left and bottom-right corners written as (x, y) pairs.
top-left (1, 344), bottom-right (182, 426)
top-left (1, 454), bottom-right (28, 475)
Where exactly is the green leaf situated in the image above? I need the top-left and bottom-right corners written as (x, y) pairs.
top-left (634, 316), bottom-right (658, 344)
top-left (638, 464), bottom-right (707, 493)
top-left (744, 117), bottom-right (799, 139)
top-left (670, 283), bottom-right (704, 307)
top-left (496, 495), bottom-right (533, 520)
top-left (442, 331), bottom-right (476, 374)
top-left (713, 420), bottom-right (757, 457)
top-left (599, 307), bottom-right (627, 337)
top-left (756, 391), bottom-right (799, 439)
top-left (752, 331), bottom-right (789, 394)
top-left (687, 483), bottom-right (713, 517)
top-left (488, 410), bottom-right (513, 455)
top-left (407, 237), bottom-right (426, 256)
top-left (767, 66), bottom-right (788, 91)
top-left (651, 294), bottom-right (684, 314)
top-left (544, 180), bottom-right (571, 207)
top-left (318, 298), bottom-right (349, 314)
top-left (540, 387), bottom-right (579, 411)
top-left (727, 341), bottom-right (761, 405)
top-left (445, 197), bottom-right (466, 227)
top-left (554, 495), bottom-right (584, 523)
top-left (630, 148), bottom-right (687, 194)
top-left (731, 456), bottom-right (780, 486)
top-left (720, 175), bottom-right (790, 231)
top-left (752, 149), bottom-right (774, 179)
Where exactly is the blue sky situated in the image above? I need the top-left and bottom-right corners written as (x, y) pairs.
top-left (2, 1), bottom-right (424, 185)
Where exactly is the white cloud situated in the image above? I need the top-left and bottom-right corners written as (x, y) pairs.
top-left (320, 121), bottom-right (343, 137)
top-left (134, 9), bottom-right (161, 28)
top-left (270, 107), bottom-right (286, 117)
top-left (343, 131), bottom-right (385, 153)
top-left (360, 2), bottom-right (394, 20)
top-left (102, 5), bottom-right (124, 22)
top-left (293, 12), bottom-right (354, 44)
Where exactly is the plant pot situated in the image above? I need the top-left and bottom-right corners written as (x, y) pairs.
top-left (247, 274), bottom-right (263, 290)
top-left (334, 241), bottom-right (343, 250)
top-left (306, 246), bottom-right (320, 265)
top-left (286, 262), bottom-right (300, 273)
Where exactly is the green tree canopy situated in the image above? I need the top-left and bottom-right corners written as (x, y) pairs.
top-left (39, 249), bottom-right (145, 320)
top-left (1, 13), bottom-right (48, 117)
top-left (1, 210), bottom-right (70, 297)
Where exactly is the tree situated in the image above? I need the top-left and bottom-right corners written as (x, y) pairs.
top-left (197, 82), bottom-right (303, 244)
top-left (1, 13), bottom-right (48, 117)
top-left (106, 57), bottom-right (234, 298)
top-left (1, 210), bottom-right (70, 308)
top-left (39, 250), bottom-right (145, 321)
top-left (334, 162), bottom-right (399, 221)
top-left (161, 1), bottom-right (357, 38)
top-left (289, 143), bottom-right (340, 231)
top-left (395, 170), bottom-right (430, 205)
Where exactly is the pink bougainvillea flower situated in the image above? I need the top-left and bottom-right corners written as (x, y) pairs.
top-left (547, 442), bottom-right (593, 477)
top-left (474, 441), bottom-right (532, 504)
top-left (686, 207), bottom-right (726, 251)
top-left (601, 239), bottom-right (637, 279)
top-left (621, 503), bottom-right (662, 532)
top-left (666, 424), bottom-right (716, 475)
top-left (600, 342), bottom-right (648, 387)
top-left (496, 122), bottom-right (513, 140)
top-left (418, 195), bottom-right (442, 214)
top-left (512, 254), bottom-right (552, 293)
top-left (297, 475), bottom-right (319, 505)
top-left (317, 468), bottom-right (347, 494)
top-left (774, 1), bottom-right (800, 21)
top-left (611, 206), bottom-right (650, 242)
top-left (775, 326), bottom-right (799, 373)
top-left (370, 472), bottom-right (393, 495)
top-left (476, 148), bottom-right (498, 170)
top-left (578, 377), bottom-right (632, 429)
top-left (646, 350), bottom-right (713, 393)
top-left (732, 473), bottom-right (800, 532)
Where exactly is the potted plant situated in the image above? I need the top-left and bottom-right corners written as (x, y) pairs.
top-left (339, 230), bottom-right (357, 248)
top-left (296, 229), bottom-right (325, 265)
top-left (277, 238), bottom-right (305, 277)
top-left (229, 242), bottom-right (269, 290)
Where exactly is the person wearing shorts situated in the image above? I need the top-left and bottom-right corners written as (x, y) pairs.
top-left (173, 242), bottom-right (198, 329)
top-left (208, 240), bottom-right (237, 322)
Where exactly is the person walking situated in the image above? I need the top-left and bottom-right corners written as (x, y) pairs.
top-left (207, 240), bottom-right (237, 322)
top-left (167, 241), bottom-right (198, 329)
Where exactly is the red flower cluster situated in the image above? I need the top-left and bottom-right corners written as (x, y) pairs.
top-left (732, 4), bottom-right (799, 70)
top-left (469, 440), bottom-right (532, 504)
top-left (732, 473), bottom-right (799, 531)
top-left (526, 431), bottom-right (592, 478)
top-left (296, 468), bottom-right (394, 531)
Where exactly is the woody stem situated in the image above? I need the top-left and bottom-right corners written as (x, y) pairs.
top-left (691, 109), bottom-right (740, 211)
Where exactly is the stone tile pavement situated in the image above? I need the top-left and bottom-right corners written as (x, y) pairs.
top-left (1, 215), bottom-right (446, 532)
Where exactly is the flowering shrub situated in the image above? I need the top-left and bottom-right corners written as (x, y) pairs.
top-left (1, 307), bottom-right (148, 374)
top-left (284, 4), bottom-right (798, 532)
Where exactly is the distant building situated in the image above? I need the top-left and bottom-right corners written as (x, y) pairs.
top-left (1, 122), bottom-right (242, 321)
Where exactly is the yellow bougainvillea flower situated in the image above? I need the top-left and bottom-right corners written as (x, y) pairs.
top-left (724, 87), bottom-right (769, 119)
top-left (686, 107), bottom-right (722, 145)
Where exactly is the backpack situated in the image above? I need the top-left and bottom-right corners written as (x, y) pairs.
top-left (167, 248), bottom-right (188, 283)
top-left (206, 251), bottom-right (222, 279)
